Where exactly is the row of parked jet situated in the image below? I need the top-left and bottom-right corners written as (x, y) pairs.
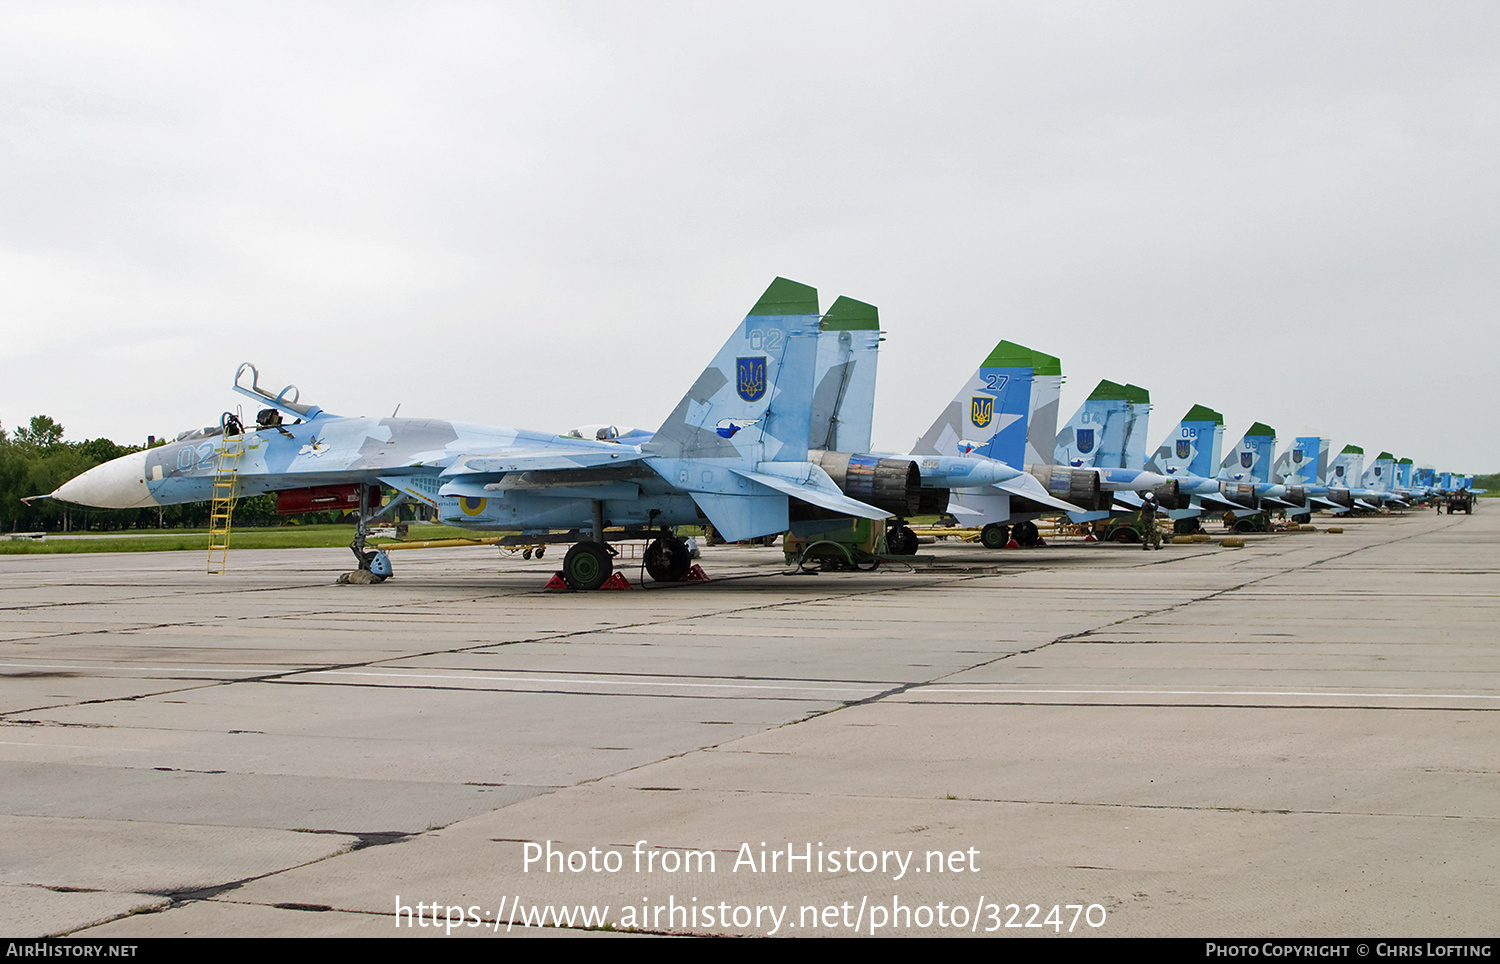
top-left (49, 278), bottom-right (1473, 588)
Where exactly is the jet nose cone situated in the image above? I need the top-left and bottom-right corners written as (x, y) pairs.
top-left (53, 451), bottom-right (158, 509)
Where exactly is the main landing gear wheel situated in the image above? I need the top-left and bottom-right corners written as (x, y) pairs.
top-left (886, 524), bottom-right (919, 556)
top-left (1013, 520), bottom-right (1040, 547)
top-left (980, 523), bottom-right (1009, 549)
top-left (562, 541), bottom-right (612, 590)
top-left (644, 536), bottom-right (691, 583)
top-left (1110, 526), bottom-right (1139, 544)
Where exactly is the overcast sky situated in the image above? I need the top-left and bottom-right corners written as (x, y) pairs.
top-left (3, 1), bottom-right (1496, 472)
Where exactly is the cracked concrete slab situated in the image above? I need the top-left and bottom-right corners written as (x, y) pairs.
top-left (2, 511), bottom-right (1494, 936)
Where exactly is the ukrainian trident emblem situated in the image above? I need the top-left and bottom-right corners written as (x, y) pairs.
top-left (970, 396), bottom-right (993, 429)
top-left (736, 357), bottom-right (766, 402)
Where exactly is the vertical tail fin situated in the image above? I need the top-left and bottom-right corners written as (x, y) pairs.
top-left (1274, 436), bottom-right (1328, 486)
top-left (1056, 379), bottom-right (1129, 469)
top-left (1024, 347), bottom-right (1063, 468)
top-left (913, 340), bottom-right (1036, 467)
top-left (1121, 383), bottom-right (1152, 470)
top-left (645, 277), bottom-right (821, 465)
top-left (1364, 452), bottom-right (1396, 492)
top-left (809, 295), bottom-right (880, 453)
top-left (1328, 444), bottom-right (1364, 487)
top-left (1146, 404), bottom-right (1224, 478)
top-left (1219, 422), bottom-right (1277, 483)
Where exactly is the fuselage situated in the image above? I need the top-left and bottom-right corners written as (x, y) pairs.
top-left (53, 413), bottom-right (713, 535)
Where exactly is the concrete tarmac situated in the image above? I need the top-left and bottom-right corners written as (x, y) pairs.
top-left (1, 510), bottom-right (1494, 937)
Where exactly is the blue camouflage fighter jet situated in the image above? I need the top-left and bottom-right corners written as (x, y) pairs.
top-left (51, 279), bottom-right (893, 588)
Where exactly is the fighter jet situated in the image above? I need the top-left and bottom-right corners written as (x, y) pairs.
top-left (1137, 404), bottom-right (1252, 529)
top-left (50, 278), bottom-right (892, 588)
top-left (1215, 422), bottom-right (1293, 509)
top-left (1054, 379), bottom-right (1185, 522)
top-left (1270, 435), bottom-right (1346, 520)
top-left (911, 340), bottom-right (1122, 547)
top-left (1326, 444), bottom-right (1389, 511)
top-left (1362, 452), bottom-right (1400, 504)
top-left (788, 294), bottom-right (1029, 555)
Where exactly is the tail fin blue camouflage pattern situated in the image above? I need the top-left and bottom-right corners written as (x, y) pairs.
top-left (1056, 379), bottom-right (1133, 469)
top-left (1219, 422), bottom-right (1277, 484)
top-left (1121, 384), bottom-right (1152, 470)
top-left (1363, 451), bottom-right (1396, 494)
top-left (644, 277), bottom-right (888, 541)
top-left (1328, 444), bottom-right (1364, 489)
top-left (912, 340), bottom-right (1037, 466)
top-left (645, 277), bottom-right (819, 465)
top-left (808, 295), bottom-right (881, 454)
top-left (1273, 436), bottom-right (1328, 487)
top-left (1146, 405), bottom-right (1225, 479)
top-left (1024, 348), bottom-right (1063, 469)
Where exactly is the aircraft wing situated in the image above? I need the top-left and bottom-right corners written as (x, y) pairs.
top-left (445, 449), bottom-right (647, 476)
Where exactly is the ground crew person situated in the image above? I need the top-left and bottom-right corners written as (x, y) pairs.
top-left (1140, 492), bottom-right (1162, 550)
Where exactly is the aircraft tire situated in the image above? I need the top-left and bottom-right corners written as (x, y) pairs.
top-left (563, 541), bottom-right (612, 590)
top-left (1014, 520), bottom-right (1040, 547)
top-left (887, 525), bottom-right (919, 556)
top-left (1110, 526), bottom-right (1138, 544)
top-left (980, 524), bottom-right (1008, 549)
top-left (644, 537), bottom-right (691, 583)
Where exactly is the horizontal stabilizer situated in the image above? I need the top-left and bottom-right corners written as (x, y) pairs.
top-left (732, 465), bottom-right (890, 521)
top-left (1198, 492), bottom-right (1254, 510)
top-left (947, 490), bottom-right (1011, 526)
top-left (993, 474), bottom-right (1082, 513)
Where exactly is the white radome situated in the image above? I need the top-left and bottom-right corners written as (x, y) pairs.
top-left (52, 450), bottom-right (157, 509)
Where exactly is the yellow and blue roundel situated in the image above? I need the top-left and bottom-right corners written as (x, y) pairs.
top-left (736, 357), bottom-right (767, 402)
top-left (459, 496), bottom-right (487, 517)
top-left (970, 395), bottom-right (993, 429)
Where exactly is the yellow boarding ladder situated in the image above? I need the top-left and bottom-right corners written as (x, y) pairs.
top-left (207, 431), bottom-right (245, 574)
